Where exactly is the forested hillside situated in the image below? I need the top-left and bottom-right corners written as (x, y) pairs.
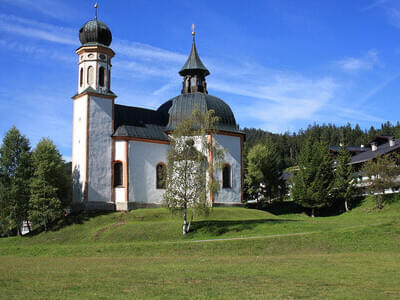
top-left (242, 121), bottom-right (400, 170)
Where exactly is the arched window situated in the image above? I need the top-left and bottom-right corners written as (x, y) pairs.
top-left (87, 66), bottom-right (94, 86)
top-left (222, 164), bottom-right (231, 189)
top-left (113, 162), bottom-right (123, 187)
top-left (156, 163), bottom-right (167, 189)
top-left (80, 67), bottom-right (83, 87)
top-left (99, 66), bottom-right (105, 87)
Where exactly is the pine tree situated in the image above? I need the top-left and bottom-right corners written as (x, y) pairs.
top-left (29, 138), bottom-right (69, 231)
top-left (0, 126), bottom-right (33, 236)
top-left (333, 145), bottom-right (356, 212)
top-left (163, 109), bottom-right (224, 235)
top-left (245, 139), bottom-right (285, 203)
top-left (291, 138), bottom-right (334, 217)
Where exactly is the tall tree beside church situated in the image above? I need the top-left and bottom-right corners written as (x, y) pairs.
top-left (291, 138), bottom-right (334, 217)
top-left (333, 146), bottom-right (356, 212)
top-left (163, 109), bottom-right (224, 235)
top-left (245, 139), bottom-right (284, 203)
top-left (0, 126), bottom-right (33, 236)
top-left (361, 153), bottom-right (400, 210)
top-left (29, 138), bottom-right (69, 231)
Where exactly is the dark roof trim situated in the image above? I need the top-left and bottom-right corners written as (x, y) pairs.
top-left (350, 139), bottom-right (400, 165)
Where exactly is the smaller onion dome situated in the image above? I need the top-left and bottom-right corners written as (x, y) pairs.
top-left (79, 19), bottom-right (112, 46)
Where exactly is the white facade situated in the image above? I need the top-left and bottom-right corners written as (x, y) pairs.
top-left (213, 134), bottom-right (242, 204)
top-left (129, 141), bottom-right (169, 207)
top-left (71, 23), bottom-right (243, 211)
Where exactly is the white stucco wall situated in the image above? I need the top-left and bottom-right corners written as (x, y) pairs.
top-left (114, 140), bottom-right (127, 203)
top-left (72, 95), bottom-right (88, 203)
top-left (129, 140), bottom-right (169, 204)
top-left (115, 187), bottom-right (125, 203)
top-left (115, 140), bottom-right (126, 162)
top-left (213, 134), bottom-right (242, 204)
top-left (87, 96), bottom-right (113, 203)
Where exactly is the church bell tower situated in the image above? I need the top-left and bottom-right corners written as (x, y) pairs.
top-left (71, 5), bottom-right (116, 210)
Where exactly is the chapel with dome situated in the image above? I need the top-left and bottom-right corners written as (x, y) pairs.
top-left (71, 11), bottom-right (244, 211)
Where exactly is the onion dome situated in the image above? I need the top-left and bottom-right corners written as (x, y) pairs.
top-left (79, 19), bottom-right (112, 46)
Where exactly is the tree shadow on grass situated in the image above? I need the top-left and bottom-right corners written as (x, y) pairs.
top-left (190, 218), bottom-right (298, 236)
top-left (27, 211), bottom-right (115, 236)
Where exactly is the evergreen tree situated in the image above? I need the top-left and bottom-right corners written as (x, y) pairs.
top-left (333, 146), bottom-right (356, 212)
top-left (29, 138), bottom-right (69, 231)
top-left (0, 126), bottom-right (33, 236)
top-left (291, 138), bottom-right (334, 217)
top-left (245, 139), bottom-right (285, 203)
top-left (163, 109), bottom-right (224, 235)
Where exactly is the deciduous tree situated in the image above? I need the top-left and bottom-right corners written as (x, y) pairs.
top-left (163, 109), bottom-right (224, 235)
top-left (361, 154), bottom-right (400, 210)
top-left (245, 139), bottom-right (285, 204)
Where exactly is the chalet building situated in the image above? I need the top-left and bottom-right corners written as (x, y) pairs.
top-left (71, 13), bottom-right (244, 211)
top-left (349, 136), bottom-right (400, 171)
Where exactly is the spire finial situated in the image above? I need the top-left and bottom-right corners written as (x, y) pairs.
top-left (192, 24), bottom-right (195, 37)
top-left (94, 3), bottom-right (98, 19)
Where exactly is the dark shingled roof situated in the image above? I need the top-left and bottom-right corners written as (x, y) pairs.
top-left (179, 40), bottom-right (210, 76)
top-left (164, 92), bottom-right (241, 133)
top-left (329, 146), bottom-right (368, 153)
top-left (350, 139), bottom-right (400, 165)
top-left (113, 104), bottom-right (169, 141)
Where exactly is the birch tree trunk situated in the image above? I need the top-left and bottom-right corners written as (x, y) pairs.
top-left (344, 200), bottom-right (349, 212)
top-left (183, 208), bottom-right (187, 235)
top-left (377, 194), bottom-right (383, 210)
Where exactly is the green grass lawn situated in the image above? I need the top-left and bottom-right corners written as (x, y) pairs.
top-left (0, 197), bottom-right (399, 299)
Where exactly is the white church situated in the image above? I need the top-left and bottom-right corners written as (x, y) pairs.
top-left (71, 13), bottom-right (245, 211)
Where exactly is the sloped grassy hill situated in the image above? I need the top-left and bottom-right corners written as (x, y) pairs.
top-left (0, 197), bottom-right (399, 299)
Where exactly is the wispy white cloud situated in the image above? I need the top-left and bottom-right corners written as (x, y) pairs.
top-left (363, 0), bottom-right (400, 29)
top-left (336, 50), bottom-right (380, 72)
top-left (363, 0), bottom-right (388, 11)
top-left (359, 72), bottom-right (400, 104)
top-left (0, 14), bottom-right (77, 45)
top-left (0, 89), bottom-right (72, 158)
top-left (114, 40), bottom-right (186, 63)
top-left (212, 74), bottom-right (338, 132)
top-left (332, 106), bottom-right (385, 123)
top-left (1, 0), bottom-right (78, 20)
top-left (0, 13), bottom-right (387, 135)
top-left (0, 38), bottom-right (74, 63)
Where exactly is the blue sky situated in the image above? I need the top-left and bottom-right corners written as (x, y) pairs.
top-left (1, 0), bottom-right (400, 161)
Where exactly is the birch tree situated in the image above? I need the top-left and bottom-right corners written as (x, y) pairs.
top-left (163, 108), bottom-right (224, 235)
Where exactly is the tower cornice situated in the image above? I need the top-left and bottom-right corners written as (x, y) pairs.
top-left (72, 87), bottom-right (117, 100)
top-left (76, 44), bottom-right (115, 58)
